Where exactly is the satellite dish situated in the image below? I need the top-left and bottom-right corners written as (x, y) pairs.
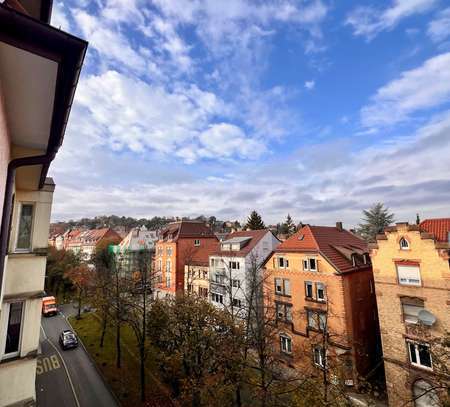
top-left (418, 310), bottom-right (436, 326)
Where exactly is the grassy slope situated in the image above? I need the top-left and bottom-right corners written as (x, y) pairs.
top-left (69, 313), bottom-right (172, 407)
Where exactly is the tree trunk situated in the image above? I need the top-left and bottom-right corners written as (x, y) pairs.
top-left (140, 345), bottom-right (146, 402)
top-left (116, 322), bottom-right (121, 368)
top-left (100, 311), bottom-right (107, 348)
top-left (235, 383), bottom-right (242, 407)
top-left (76, 288), bottom-right (82, 319)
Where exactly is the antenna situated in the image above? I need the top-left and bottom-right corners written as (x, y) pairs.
top-left (418, 310), bottom-right (436, 326)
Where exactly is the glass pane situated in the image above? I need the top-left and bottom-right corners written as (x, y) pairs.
top-left (310, 258), bottom-right (317, 270)
top-left (418, 345), bottom-right (432, 368)
top-left (5, 302), bottom-right (23, 354)
top-left (409, 343), bottom-right (417, 364)
top-left (17, 204), bottom-right (33, 249)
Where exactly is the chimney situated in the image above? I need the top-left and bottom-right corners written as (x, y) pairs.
top-left (336, 222), bottom-right (343, 231)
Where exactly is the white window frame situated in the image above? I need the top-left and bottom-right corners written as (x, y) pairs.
top-left (229, 261), bottom-right (240, 270)
top-left (303, 257), bottom-right (317, 272)
top-left (211, 293), bottom-right (223, 304)
top-left (280, 334), bottom-right (292, 354)
top-left (232, 279), bottom-right (240, 288)
top-left (14, 202), bottom-right (35, 252)
top-left (407, 341), bottom-right (433, 370)
top-left (194, 239), bottom-right (200, 246)
top-left (277, 257), bottom-right (289, 269)
top-left (316, 282), bottom-right (326, 302)
top-left (313, 345), bottom-right (325, 368)
top-left (399, 237), bottom-right (410, 250)
top-left (305, 281), bottom-right (314, 298)
top-left (1, 301), bottom-right (25, 360)
top-left (166, 259), bottom-right (172, 273)
top-left (397, 265), bottom-right (421, 286)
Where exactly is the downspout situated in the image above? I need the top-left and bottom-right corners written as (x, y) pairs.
top-left (0, 152), bottom-right (55, 298)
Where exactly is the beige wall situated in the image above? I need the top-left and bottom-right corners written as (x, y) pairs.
top-left (0, 358), bottom-right (36, 406)
top-left (370, 224), bottom-right (450, 406)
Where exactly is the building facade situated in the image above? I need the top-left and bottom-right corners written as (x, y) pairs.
top-left (370, 220), bottom-right (450, 407)
top-left (209, 229), bottom-right (279, 313)
top-left (264, 223), bottom-right (380, 387)
top-left (65, 228), bottom-right (121, 261)
top-left (154, 221), bottom-right (218, 297)
top-left (0, 1), bottom-right (87, 405)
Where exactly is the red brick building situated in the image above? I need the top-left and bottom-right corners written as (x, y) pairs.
top-left (154, 220), bottom-right (218, 296)
top-left (264, 223), bottom-right (381, 386)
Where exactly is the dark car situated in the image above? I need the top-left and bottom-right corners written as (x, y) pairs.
top-left (59, 330), bottom-right (78, 350)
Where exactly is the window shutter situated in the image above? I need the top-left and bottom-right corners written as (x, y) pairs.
top-left (397, 265), bottom-right (421, 286)
top-left (284, 279), bottom-right (291, 296)
top-left (303, 259), bottom-right (308, 270)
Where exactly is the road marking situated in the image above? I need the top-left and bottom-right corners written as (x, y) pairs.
top-left (41, 324), bottom-right (81, 407)
top-left (36, 354), bottom-right (61, 375)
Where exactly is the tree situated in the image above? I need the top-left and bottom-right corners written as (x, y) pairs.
top-left (64, 262), bottom-right (91, 319)
top-left (46, 247), bottom-right (79, 300)
top-left (357, 203), bottom-right (395, 242)
top-left (245, 211), bottom-right (266, 230)
top-left (416, 213), bottom-right (421, 225)
top-left (279, 214), bottom-right (297, 237)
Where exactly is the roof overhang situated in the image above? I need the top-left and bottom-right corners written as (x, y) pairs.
top-left (0, 4), bottom-right (87, 188)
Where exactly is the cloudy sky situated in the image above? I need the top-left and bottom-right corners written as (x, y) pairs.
top-left (49, 0), bottom-right (450, 227)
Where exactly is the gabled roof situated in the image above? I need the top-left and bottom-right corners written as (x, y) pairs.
top-left (420, 218), bottom-right (450, 242)
top-left (160, 220), bottom-right (216, 241)
top-left (275, 225), bottom-right (369, 273)
top-left (187, 241), bottom-right (220, 267)
top-left (211, 229), bottom-right (276, 257)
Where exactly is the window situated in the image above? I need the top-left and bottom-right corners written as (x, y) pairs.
top-left (280, 335), bottom-right (292, 354)
top-left (313, 346), bottom-right (325, 367)
top-left (4, 302), bottom-right (24, 358)
top-left (397, 265), bottom-right (421, 286)
top-left (187, 284), bottom-right (193, 293)
top-left (407, 341), bottom-right (432, 369)
top-left (16, 203), bottom-right (33, 251)
top-left (210, 258), bottom-right (215, 267)
top-left (229, 261), bottom-right (240, 270)
top-left (275, 278), bottom-right (291, 296)
top-left (305, 281), bottom-right (313, 298)
top-left (211, 293), bottom-right (223, 304)
top-left (194, 239), bottom-right (200, 246)
top-left (166, 247), bottom-right (172, 256)
top-left (277, 257), bottom-right (289, 268)
top-left (316, 283), bottom-right (326, 301)
top-left (413, 380), bottom-right (440, 407)
top-left (199, 287), bottom-right (208, 298)
top-left (308, 310), bottom-right (326, 331)
top-left (157, 259), bottom-right (162, 271)
top-left (203, 270), bottom-right (208, 279)
top-left (303, 258), bottom-right (317, 271)
top-left (232, 298), bottom-right (242, 307)
top-left (166, 259), bottom-right (171, 273)
top-left (276, 303), bottom-right (293, 322)
top-left (401, 298), bottom-right (424, 324)
top-left (214, 274), bottom-right (224, 284)
top-left (232, 279), bottom-right (240, 288)
top-left (166, 275), bottom-right (171, 288)
top-left (400, 237), bottom-right (410, 250)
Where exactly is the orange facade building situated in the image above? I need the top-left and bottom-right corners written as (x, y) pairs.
top-left (154, 220), bottom-right (218, 296)
top-left (264, 223), bottom-right (381, 387)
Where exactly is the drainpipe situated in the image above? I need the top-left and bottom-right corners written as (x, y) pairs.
top-left (0, 152), bottom-right (56, 299)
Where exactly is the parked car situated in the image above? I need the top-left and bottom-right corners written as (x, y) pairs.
top-left (59, 330), bottom-right (78, 350)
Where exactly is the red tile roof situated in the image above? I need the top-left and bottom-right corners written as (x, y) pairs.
top-left (275, 225), bottom-right (369, 273)
top-left (189, 241), bottom-right (220, 266)
top-left (211, 229), bottom-right (276, 257)
top-left (160, 220), bottom-right (216, 241)
top-left (420, 218), bottom-right (450, 242)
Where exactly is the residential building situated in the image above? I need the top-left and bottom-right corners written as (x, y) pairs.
top-left (65, 228), bottom-right (121, 260)
top-left (264, 223), bottom-right (380, 387)
top-left (209, 229), bottom-right (279, 312)
top-left (370, 220), bottom-right (450, 407)
top-left (0, 2), bottom-right (87, 405)
top-left (154, 220), bottom-right (218, 297)
top-left (110, 226), bottom-right (158, 275)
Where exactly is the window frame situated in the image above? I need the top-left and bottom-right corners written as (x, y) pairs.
top-left (280, 334), bottom-right (292, 354)
top-left (399, 237), bottom-right (410, 250)
top-left (194, 239), bottom-right (200, 247)
top-left (313, 345), bottom-right (325, 368)
top-left (316, 282), bottom-right (326, 302)
top-left (277, 257), bottom-right (289, 269)
top-left (397, 264), bottom-right (421, 287)
top-left (15, 202), bottom-right (35, 252)
top-left (303, 257), bottom-right (318, 272)
top-left (305, 281), bottom-right (314, 299)
top-left (2, 301), bottom-right (25, 360)
top-left (407, 340), bottom-right (433, 370)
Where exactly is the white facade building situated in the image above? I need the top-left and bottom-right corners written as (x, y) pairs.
top-left (209, 230), bottom-right (279, 313)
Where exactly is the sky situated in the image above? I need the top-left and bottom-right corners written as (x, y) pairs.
top-left (49, 0), bottom-right (450, 227)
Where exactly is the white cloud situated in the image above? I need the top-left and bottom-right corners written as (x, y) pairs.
top-left (305, 80), bottom-right (315, 90)
top-left (73, 71), bottom-right (265, 162)
top-left (361, 52), bottom-right (450, 128)
top-left (427, 7), bottom-right (450, 43)
top-left (346, 0), bottom-right (437, 40)
top-left (51, 1), bottom-right (71, 31)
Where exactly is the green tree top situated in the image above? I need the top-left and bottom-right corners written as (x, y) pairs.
top-left (357, 202), bottom-right (395, 242)
top-left (245, 210), bottom-right (265, 230)
top-left (279, 214), bottom-right (297, 237)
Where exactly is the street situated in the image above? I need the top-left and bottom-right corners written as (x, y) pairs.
top-left (36, 305), bottom-right (118, 407)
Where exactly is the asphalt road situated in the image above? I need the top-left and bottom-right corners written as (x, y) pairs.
top-left (36, 305), bottom-right (118, 407)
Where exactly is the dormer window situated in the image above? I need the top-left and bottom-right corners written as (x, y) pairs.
top-left (194, 239), bottom-right (200, 246)
top-left (399, 237), bottom-right (409, 250)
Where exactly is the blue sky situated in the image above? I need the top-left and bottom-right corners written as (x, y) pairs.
top-left (49, 0), bottom-right (450, 226)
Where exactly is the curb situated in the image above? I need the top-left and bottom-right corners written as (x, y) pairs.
top-left (64, 313), bottom-right (123, 407)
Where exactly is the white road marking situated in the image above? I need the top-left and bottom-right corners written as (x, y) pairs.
top-left (41, 323), bottom-right (81, 407)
